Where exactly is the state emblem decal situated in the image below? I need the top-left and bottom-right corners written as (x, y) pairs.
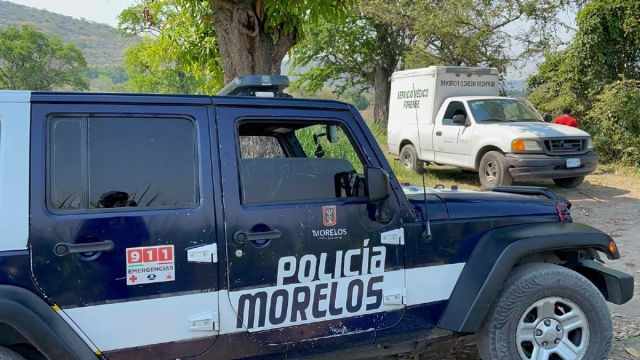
top-left (322, 205), bottom-right (337, 227)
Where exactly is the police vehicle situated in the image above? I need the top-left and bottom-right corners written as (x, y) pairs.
top-left (0, 75), bottom-right (634, 360)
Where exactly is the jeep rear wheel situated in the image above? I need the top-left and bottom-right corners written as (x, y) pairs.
top-left (479, 151), bottom-right (512, 189)
top-left (399, 144), bottom-right (424, 174)
top-left (553, 176), bottom-right (585, 189)
top-left (476, 263), bottom-right (612, 360)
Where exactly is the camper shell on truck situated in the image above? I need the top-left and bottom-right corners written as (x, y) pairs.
top-left (0, 75), bottom-right (633, 360)
top-left (387, 66), bottom-right (598, 189)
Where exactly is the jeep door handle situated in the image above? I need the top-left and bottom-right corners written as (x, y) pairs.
top-left (435, 131), bottom-right (442, 136)
top-left (233, 229), bottom-right (282, 244)
top-left (54, 240), bottom-right (115, 257)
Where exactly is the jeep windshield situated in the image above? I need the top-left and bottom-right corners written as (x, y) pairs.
top-left (468, 99), bottom-right (543, 123)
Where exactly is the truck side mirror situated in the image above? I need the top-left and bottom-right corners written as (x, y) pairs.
top-left (326, 125), bottom-right (339, 143)
top-left (452, 114), bottom-right (468, 126)
top-left (365, 167), bottom-right (390, 202)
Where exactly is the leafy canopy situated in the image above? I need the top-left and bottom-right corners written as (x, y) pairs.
top-left (117, 0), bottom-right (221, 94)
top-left (0, 25), bottom-right (89, 91)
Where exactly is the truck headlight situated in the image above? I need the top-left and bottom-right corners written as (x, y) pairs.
top-left (587, 138), bottom-right (594, 150)
top-left (511, 139), bottom-right (541, 152)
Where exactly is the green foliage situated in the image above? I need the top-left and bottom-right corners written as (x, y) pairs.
top-left (341, 89), bottom-right (371, 110)
top-left (573, 0), bottom-right (640, 94)
top-left (291, 0), bottom-right (579, 126)
top-left (0, 0), bottom-right (137, 67)
top-left (117, 0), bottom-right (222, 94)
top-left (583, 80), bottom-right (640, 166)
top-left (526, 0), bottom-right (640, 167)
top-left (289, 0), bottom-right (415, 97)
top-left (0, 25), bottom-right (89, 91)
top-left (295, 125), bottom-right (364, 173)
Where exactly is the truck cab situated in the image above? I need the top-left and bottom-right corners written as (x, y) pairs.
top-left (0, 76), bottom-right (632, 360)
top-left (387, 66), bottom-right (598, 189)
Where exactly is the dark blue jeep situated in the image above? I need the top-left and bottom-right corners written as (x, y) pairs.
top-left (0, 76), bottom-right (633, 360)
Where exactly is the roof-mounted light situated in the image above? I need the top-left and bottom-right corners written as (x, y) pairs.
top-left (216, 75), bottom-right (292, 98)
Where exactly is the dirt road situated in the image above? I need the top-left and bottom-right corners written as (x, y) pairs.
top-left (387, 167), bottom-right (640, 359)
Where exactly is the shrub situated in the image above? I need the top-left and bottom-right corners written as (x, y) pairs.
top-left (585, 80), bottom-right (640, 166)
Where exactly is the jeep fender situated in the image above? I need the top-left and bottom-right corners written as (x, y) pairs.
top-left (437, 221), bottom-right (620, 334)
top-left (0, 285), bottom-right (97, 360)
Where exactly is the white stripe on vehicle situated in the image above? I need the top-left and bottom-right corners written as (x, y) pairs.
top-left (60, 263), bottom-right (465, 352)
top-left (0, 91), bottom-right (31, 252)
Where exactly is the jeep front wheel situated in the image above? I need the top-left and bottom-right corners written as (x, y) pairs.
top-left (0, 347), bottom-right (27, 360)
top-left (479, 151), bottom-right (512, 189)
top-left (476, 262), bottom-right (612, 360)
top-left (399, 144), bottom-right (424, 174)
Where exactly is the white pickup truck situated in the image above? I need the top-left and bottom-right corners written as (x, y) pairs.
top-left (386, 66), bottom-right (598, 189)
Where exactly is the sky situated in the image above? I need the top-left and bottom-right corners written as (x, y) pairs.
top-left (8, 0), bottom-right (136, 27)
top-left (8, 0), bottom-right (578, 80)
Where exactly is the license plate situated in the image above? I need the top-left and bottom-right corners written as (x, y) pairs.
top-left (566, 158), bottom-right (581, 168)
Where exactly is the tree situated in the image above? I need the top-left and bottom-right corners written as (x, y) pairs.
top-left (572, 0), bottom-right (640, 95)
top-left (117, 0), bottom-right (220, 94)
top-left (289, 0), bottom-right (417, 124)
top-left (167, 0), bottom-right (356, 84)
top-left (290, 0), bottom-right (580, 126)
top-left (0, 25), bottom-right (89, 91)
top-left (526, 0), bottom-right (640, 165)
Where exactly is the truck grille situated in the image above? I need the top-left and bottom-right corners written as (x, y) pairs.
top-left (544, 139), bottom-right (586, 153)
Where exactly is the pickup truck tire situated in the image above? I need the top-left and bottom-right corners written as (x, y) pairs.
top-left (399, 144), bottom-right (424, 174)
top-left (0, 346), bottom-right (27, 360)
top-left (553, 176), bottom-right (585, 189)
top-left (479, 151), bottom-right (512, 189)
top-left (476, 262), bottom-right (612, 360)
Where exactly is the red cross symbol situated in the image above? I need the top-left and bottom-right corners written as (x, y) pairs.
top-left (129, 275), bottom-right (137, 283)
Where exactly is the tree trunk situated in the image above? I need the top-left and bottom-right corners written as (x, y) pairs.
top-left (211, 0), bottom-right (297, 157)
top-left (211, 0), bottom-right (296, 84)
top-left (373, 65), bottom-right (393, 126)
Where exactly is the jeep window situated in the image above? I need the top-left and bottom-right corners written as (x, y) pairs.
top-left (49, 116), bottom-right (199, 212)
top-left (240, 136), bottom-right (285, 158)
top-left (237, 121), bottom-right (367, 205)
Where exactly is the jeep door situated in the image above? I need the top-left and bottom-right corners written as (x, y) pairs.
top-left (215, 105), bottom-right (407, 346)
top-left (29, 100), bottom-right (220, 360)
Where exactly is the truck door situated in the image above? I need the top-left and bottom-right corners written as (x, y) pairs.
top-left (433, 100), bottom-right (475, 167)
top-left (216, 106), bottom-right (406, 345)
top-left (29, 102), bottom-right (220, 359)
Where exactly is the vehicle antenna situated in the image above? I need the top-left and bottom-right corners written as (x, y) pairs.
top-left (412, 83), bottom-right (432, 241)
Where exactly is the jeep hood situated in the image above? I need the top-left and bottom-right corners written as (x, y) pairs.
top-left (482, 122), bottom-right (591, 138)
top-left (402, 185), bottom-right (560, 220)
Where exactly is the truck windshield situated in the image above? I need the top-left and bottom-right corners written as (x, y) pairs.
top-left (468, 99), bottom-right (543, 123)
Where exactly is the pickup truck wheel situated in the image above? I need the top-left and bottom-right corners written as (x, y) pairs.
top-left (0, 346), bottom-right (27, 360)
top-left (479, 151), bottom-right (512, 189)
top-left (553, 176), bottom-right (585, 189)
top-left (399, 144), bottom-right (424, 174)
top-left (476, 262), bottom-right (612, 360)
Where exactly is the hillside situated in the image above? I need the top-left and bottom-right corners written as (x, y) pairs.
top-left (0, 0), bottom-right (137, 67)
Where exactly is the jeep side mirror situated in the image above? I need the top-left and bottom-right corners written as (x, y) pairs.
top-left (366, 167), bottom-right (390, 202)
top-left (326, 125), bottom-right (339, 143)
top-left (452, 114), bottom-right (468, 126)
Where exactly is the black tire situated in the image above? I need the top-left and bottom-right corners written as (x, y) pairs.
top-left (479, 151), bottom-right (512, 189)
top-left (8, 344), bottom-right (46, 360)
top-left (553, 176), bottom-right (585, 188)
top-left (0, 346), bottom-right (27, 360)
top-left (399, 144), bottom-right (424, 174)
top-left (476, 262), bottom-right (613, 360)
